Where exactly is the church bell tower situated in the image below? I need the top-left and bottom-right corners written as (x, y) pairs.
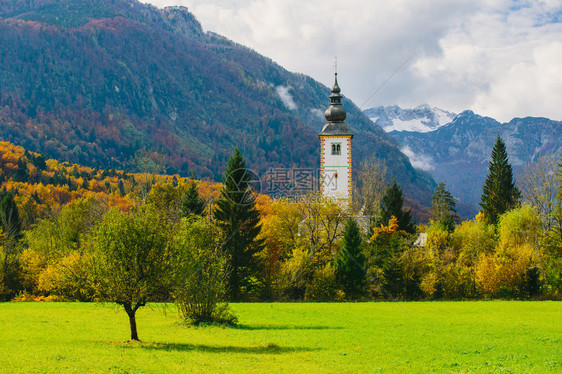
top-left (319, 74), bottom-right (353, 203)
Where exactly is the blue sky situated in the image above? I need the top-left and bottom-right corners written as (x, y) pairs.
top-left (143, 0), bottom-right (562, 122)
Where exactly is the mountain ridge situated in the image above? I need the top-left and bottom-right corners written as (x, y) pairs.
top-left (369, 106), bottom-right (562, 211)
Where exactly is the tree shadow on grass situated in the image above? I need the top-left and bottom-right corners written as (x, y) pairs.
top-left (137, 342), bottom-right (319, 354)
top-left (231, 324), bottom-right (343, 331)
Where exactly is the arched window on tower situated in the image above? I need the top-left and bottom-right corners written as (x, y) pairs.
top-left (331, 143), bottom-right (341, 155)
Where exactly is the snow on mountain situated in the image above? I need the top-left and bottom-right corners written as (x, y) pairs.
top-left (363, 104), bottom-right (562, 217)
top-left (390, 110), bottom-right (562, 210)
top-left (364, 104), bottom-right (457, 133)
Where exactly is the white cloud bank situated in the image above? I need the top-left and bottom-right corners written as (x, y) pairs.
top-left (275, 85), bottom-right (297, 110)
top-left (143, 0), bottom-right (562, 122)
top-left (401, 146), bottom-right (435, 171)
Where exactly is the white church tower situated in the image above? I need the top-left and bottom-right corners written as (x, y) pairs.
top-left (319, 73), bottom-right (353, 203)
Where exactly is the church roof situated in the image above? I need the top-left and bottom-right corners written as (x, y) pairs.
top-left (319, 122), bottom-right (354, 136)
top-left (319, 74), bottom-right (353, 138)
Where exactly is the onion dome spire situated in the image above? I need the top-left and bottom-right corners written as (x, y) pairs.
top-left (324, 73), bottom-right (346, 122)
top-left (319, 73), bottom-right (353, 137)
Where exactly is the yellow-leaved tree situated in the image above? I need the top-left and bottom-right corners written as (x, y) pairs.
top-left (476, 205), bottom-right (541, 298)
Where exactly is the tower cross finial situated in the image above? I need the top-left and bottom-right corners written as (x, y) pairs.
top-left (334, 56), bottom-right (338, 76)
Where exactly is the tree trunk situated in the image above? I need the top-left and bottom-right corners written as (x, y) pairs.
top-left (230, 253), bottom-right (239, 301)
top-left (128, 313), bottom-right (139, 341)
top-left (124, 304), bottom-right (139, 341)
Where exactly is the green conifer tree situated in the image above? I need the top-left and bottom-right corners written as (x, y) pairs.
top-left (213, 147), bottom-right (263, 301)
top-left (181, 182), bottom-right (206, 217)
top-left (480, 136), bottom-right (520, 225)
top-left (0, 192), bottom-right (22, 243)
top-left (0, 192), bottom-right (22, 298)
top-left (431, 181), bottom-right (459, 232)
top-left (557, 155), bottom-right (562, 205)
top-left (555, 155), bottom-right (562, 234)
top-left (117, 180), bottom-right (126, 197)
top-left (377, 180), bottom-right (415, 233)
top-left (335, 218), bottom-right (366, 299)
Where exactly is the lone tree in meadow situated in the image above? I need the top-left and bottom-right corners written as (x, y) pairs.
top-left (335, 218), bottom-right (366, 299)
top-left (480, 136), bottom-right (520, 225)
top-left (90, 206), bottom-right (175, 341)
top-left (431, 181), bottom-right (459, 232)
top-left (376, 180), bottom-right (415, 234)
top-left (213, 147), bottom-right (263, 301)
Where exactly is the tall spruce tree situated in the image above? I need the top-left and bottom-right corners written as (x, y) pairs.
top-left (377, 180), bottom-right (415, 234)
top-left (213, 147), bottom-right (263, 301)
top-left (555, 156), bottom-right (562, 234)
top-left (480, 136), bottom-right (520, 225)
top-left (335, 218), bottom-right (366, 299)
top-left (0, 192), bottom-right (21, 243)
top-left (558, 156), bottom-right (562, 203)
top-left (431, 181), bottom-right (459, 232)
top-left (0, 192), bottom-right (23, 298)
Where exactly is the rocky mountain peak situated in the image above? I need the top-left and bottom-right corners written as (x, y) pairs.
top-left (364, 104), bottom-right (456, 133)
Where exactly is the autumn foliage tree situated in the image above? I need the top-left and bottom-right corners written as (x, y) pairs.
top-left (23, 197), bottom-right (107, 300)
top-left (475, 206), bottom-right (541, 298)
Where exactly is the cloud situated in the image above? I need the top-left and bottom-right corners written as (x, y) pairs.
top-left (310, 108), bottom-right (325, 120)
top-left (275, 86), bottom-right (297, 110)
top-left (142, 1), bottom-right (562, 121)
top-left (401, 146), bottom-right (435, 171)
top-left (413, 1), bottom-right (562, 121)
top-left (473, 42), bottom-right (562, 121)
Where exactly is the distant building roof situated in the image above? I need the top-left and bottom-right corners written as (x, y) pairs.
top-left (414, 233), bottom-right (427, 247)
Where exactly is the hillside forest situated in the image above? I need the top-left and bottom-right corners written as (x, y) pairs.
top-left (0, 138), bottom-right (560, 308)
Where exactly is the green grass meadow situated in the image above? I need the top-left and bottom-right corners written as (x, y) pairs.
top-left (0, 301), bottom-right (560, 373)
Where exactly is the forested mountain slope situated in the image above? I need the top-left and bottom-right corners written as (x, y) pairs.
top-left (0, 0), bottom-right (435, 203)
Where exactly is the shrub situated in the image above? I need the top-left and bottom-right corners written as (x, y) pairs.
top-left (38, 252), bottom-right (93, 301)
top-left (173, 218), bottom-right (237, 325)
top-left (277, 246), bottom-right (315, 301)
top-left (11, 291), bottom-right (68, 302)
top-left (420, 272), bottom-right (439, 298)
top-left (305, 264), bottom-right (344, 302)
top-left (18, 249), bottom-right (47, 294)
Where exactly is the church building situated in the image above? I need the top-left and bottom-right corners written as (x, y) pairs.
top-left (319, 74), bottom-right (353, 204)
